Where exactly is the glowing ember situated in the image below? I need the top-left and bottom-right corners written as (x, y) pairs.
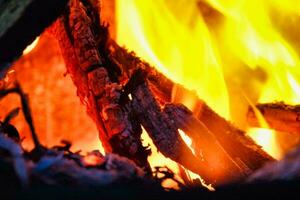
top-left (83, 153), bottom-right (104, 166)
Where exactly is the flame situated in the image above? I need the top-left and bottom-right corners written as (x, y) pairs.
top-left (247, 128), bottom-right (281, 158)
top-left (116, 0), bottom-right (300, 184)
top-left (141, 128), bottom-right (184, 188)
top-left (3, 0), bottom-right (300, 190)
top-left (23, 37), bottom-right (40, 55)
top-left (116, 0), bottom-right (230, 119)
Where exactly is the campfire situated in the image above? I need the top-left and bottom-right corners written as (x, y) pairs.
top-left (1, 0), bottom-right (300, 198)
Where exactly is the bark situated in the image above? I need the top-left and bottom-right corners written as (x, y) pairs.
top-left (0, 0), bottom-right (68, 71)
top-left (247, 102), bottom-right (300, 134)
top-left (127, 69), bottom-right (244, 185)
top-left (49, 0), bottom-right (150, 171)
top-left (164, 103), bottom-right (250, 181)
top-left (131, 80), bottom-right (218, 184)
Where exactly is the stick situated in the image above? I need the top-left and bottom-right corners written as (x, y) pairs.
top-left (0, 83), bottom-right (42, 151)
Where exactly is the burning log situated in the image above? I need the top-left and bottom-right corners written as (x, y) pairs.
top-left (108, 41), bottom-right (274, 171)
top-left (247, 102), bottom-right (300, 134)
top-left (164, 104), bottom-right (250, 180)
top-left (0, 0), bottom-right (68, 73)
top-left (130, 76), bottom-right (231, 184)
top-left (49, 0), bottom-right (151, 171)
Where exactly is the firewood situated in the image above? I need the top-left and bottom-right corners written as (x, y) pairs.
top-left (0, 83), bottom-right (42, 151)
top-left (130, 80), bottom-right (218, 184)
top-left (126, 69), bottom-right (242, 185)
top-left (49, 0), bottom-right (151, 171)
top-left (107, 41), bottom-right (274, 171)
top-left (164, 103), bottom-right (250, 182)
top-left (0, 0), bottom-right (68, 72)
top-left (247, 102), bottom-right (300, 134)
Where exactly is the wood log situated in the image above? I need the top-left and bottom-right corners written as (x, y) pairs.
top-left (122, 69), bottom-right (243, 184)
top-left (0, 0), bottom-right (68, 72)
top-left (131, 79), bottom-right (223, 184)
top-left (247, 102), bottom-right (300, 134)
top-left (49, 0), bottom-right (150, 171)
top-left (164, 103), bottom-right (250, 181)
top-left (107, 40), bottom-right (274, 171)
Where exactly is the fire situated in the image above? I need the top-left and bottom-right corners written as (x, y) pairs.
top-left (141, 127), bottom-right (184, 188)
top-left (23, 37), bottom-right (40, 55)
top-left (2, 0), bottom-right (300, 190)
top-left (116, 0), bottom-right (300, 177)
top-left (116, 0), bottom-right (230, 119)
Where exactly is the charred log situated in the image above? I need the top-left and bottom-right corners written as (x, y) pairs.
top-left (49, 0), bottom-right (151, 171)
top-left (164, 103), bottom-right (249, 182)
top-left (130, 79), bottom-right (219, 184)
top-left (247, 102), bottom-right (300, 135)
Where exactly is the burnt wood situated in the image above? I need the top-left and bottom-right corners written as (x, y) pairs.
top-left (248, 102), bottom-right (300, 134)
top-left (164, 103), bottom-right (249, 183)
top-left (49, 0), bottom-right (151, 171)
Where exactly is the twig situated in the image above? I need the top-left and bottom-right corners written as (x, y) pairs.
top-left (0, 83), bottom-right (42, 151)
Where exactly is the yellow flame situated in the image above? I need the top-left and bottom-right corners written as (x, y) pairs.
top-left (116, 0), bottom-right (230, 119)
top-left (247, 128), bottom-right (281, 159)
top-left (23, 37), bottom-right (40, 55)
top-left (141, 128), bottom-right (184, 189)
top-left (179, 129), bottom-right (214, 191)
top-left (116, 0), bottom-right (300, 186)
